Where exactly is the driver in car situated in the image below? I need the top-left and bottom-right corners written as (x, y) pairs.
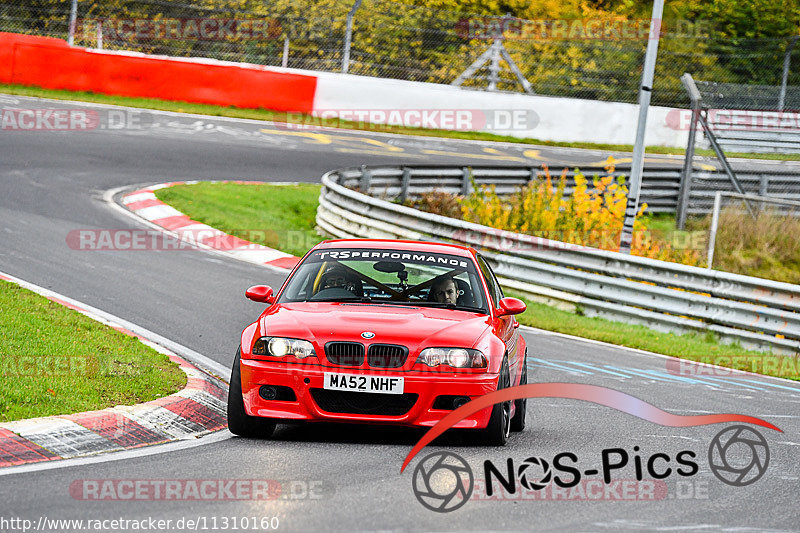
top-left (318, 267), bottom-right (360, 295)
top-left (430, 277), bottom-right (458, 305)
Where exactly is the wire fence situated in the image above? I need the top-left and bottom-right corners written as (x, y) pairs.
top-left (702, 192), bottom-right (800, 282)
top-left (1, 0), bottom-right (799, 108)
top-left (695, 80), bottom-right (800, 112)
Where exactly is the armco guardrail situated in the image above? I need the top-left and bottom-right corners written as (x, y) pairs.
top-left (707, 110), bottom-right (800, 155)
top-left (317, 165), bottom-right (800, 354)
top-left (335, 164), bottom-right (800, 216)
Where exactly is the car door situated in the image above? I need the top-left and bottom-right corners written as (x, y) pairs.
top-left (476, 254), bottom-right (521, 384)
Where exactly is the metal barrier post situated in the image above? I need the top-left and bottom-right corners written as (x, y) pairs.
top-left (342, 0), bottom-right (363, 73)
top-left (359, 165), bottom-right (371, 192)
top-left (619, 0), bottom-right (664, 254)
top-left (282, 37), bottom-right (290, 68)
top-left (779, 36), bottom-right (799, 112)
top-left (677, 73), bottom-right (702, 230)
top-left (707, 191), bottom-right (722, 269)
top-left (67, 0), bottom-right (78, 46)
top-left (460, 167), bottom-right (472, 196)
top-left (398, 167), bottom-right (411, 204)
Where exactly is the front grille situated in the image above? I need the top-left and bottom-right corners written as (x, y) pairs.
top-left (325, 342), bottom-right (365, 366)
top-left (310, 389), bottom-right (418, 416)
top-left (367, 344), bottom-right (409, 368)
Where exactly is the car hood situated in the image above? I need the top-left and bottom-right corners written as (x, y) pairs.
top-left (260, 302), bottom-right (491, 351)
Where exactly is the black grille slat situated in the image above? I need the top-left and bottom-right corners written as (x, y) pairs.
top-left (325, 342), bottom-right (365, 366)
top-left (367, 344), bottom-right (408, 368)
top-left (310, 389), bottom-right (418, 416)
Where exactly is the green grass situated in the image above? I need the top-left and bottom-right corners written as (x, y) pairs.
top-left (2, 82), bottom-right (797, 162)
top-left (509, 291), bottom-right (758, 357)
top-left (155, 182), bottom-right (324, 258)
top-left (642, 212), bottom-right (800, 284)
top-left (0, 280), bottom-right (187, 421)
top-left (155, 182), bottom-right (799, 380)
top-left (509, 292), bottom-right (799, 382)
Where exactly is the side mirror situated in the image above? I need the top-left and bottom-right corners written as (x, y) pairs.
top-left (497, 297), bottom-right (526, 317)
top-left (245, 285), bottom-right (274, 304)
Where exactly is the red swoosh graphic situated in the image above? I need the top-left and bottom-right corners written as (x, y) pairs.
top-left (400, 383), bottom-right (782, 473)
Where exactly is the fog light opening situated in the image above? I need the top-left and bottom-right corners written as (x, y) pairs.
top-left (259, 385), bottom-right (279, 401)
top-left (452, 396), bottom-right (470, 409)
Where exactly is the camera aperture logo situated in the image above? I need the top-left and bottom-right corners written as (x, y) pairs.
top-left (708, 425), bottom-right (770, 486)
top-left (517, 456), bottom-right (551, 490)
top-left (412, 452), bottom-right (473, 512)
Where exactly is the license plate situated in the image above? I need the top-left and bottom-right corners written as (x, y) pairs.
top-left (323, 372), bottom-right (404, 394)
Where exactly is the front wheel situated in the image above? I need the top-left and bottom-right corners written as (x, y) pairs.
top-left (227, 348), bottom-right (277, 438)
top-left (481, 357), bottom-right (511, 446)
top-left (510, 359), bottom-right (527, 432)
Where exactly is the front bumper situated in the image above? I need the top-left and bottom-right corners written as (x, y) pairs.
top-left (240, 359), bottom-right (499, 429)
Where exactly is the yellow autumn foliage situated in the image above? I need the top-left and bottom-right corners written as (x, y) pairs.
top-left (460, 163), bottom-right (702, 265)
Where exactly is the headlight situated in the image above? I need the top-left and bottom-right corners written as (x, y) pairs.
top-left (252, 337), bottom-right (316, 358)
top-left (417, 348), bottom-right (487, 369)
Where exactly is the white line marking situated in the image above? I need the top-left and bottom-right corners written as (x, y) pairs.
top-left (135, 204), bottom-right (184, 221)
top-left (227, 248), bottom-right (289, 263)
top-left (122, 191), bottom-right (157, 204)
top-left (530, 357), bottom-right (593, 375)
top-left (175, 389), bottom-right (227, 414)
top-left (0, 419), bottom-right (123, 458)
top-left (177, 223), bottom-right (224, 234)
top-left (0, 431), bottom-right (232, 477)
top-left (636, 368), bottom-right (728, 388)
top-left (114, 405), bottom-right (205, 439)
top-left (602, 365), bottom-right (683, 384)
top-left (686, 374), bottom-right (766, 391)
top-left (556, 360), bottom-right (631, 378)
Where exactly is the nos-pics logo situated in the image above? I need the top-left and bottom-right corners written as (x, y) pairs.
top-left (411, 425), bottom-right (770, 513)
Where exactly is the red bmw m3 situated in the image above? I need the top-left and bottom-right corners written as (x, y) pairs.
top-left (227, 239), bottom-right (528, 445)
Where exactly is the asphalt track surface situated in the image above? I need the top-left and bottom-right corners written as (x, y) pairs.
top-left (1, 94), bottom-right (799, 532)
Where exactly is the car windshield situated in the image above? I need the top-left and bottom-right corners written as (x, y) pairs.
top-left (279, 247), bottom-right (488, 313)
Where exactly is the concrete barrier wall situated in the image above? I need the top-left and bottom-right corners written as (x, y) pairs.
top-left (0, 32), bottom-right (317, 113)
top-left (310, 70), bottom-right (689, 147)
top-left (0, 32), bottom-right (688, 147)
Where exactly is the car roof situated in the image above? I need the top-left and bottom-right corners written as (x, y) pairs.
top-left (315, 239), bottom-right (477, 258)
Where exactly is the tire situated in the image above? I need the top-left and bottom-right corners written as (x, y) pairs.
top-left (510, 359), bottom-right (527, 432)
top-left (227, 348), bottom-right (277, 438)
top-left (481, 356), bottom-right (511, 446)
